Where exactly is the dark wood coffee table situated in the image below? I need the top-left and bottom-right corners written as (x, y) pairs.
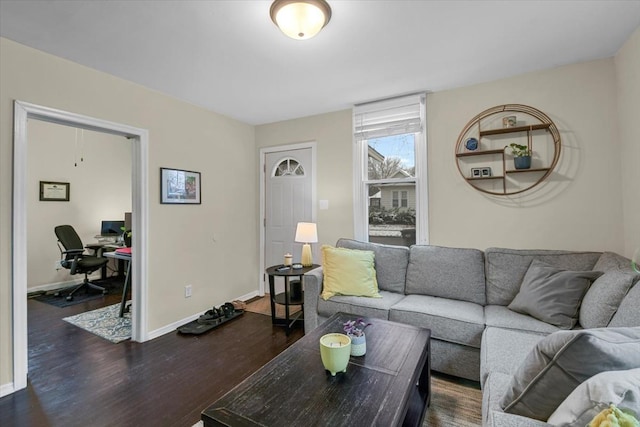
top-left (202, 312), bottom-right (431, 427)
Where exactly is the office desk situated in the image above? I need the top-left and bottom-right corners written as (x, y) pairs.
top-left (86, 243), bottom-right (126, 279)
top-left (103, 251), bottom-right (131, 317)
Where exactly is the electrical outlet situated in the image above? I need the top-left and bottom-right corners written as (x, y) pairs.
top-left (185, 285), bottom-right (192, 298)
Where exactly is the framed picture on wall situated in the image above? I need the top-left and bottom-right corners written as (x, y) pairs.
top-left (160, 167), bottom-right (201, 204)
top-left (39, 181), bottom-right (70, 201)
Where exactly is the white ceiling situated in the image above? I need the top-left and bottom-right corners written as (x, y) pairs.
top-left (1, 0), bottom-right (639, 125)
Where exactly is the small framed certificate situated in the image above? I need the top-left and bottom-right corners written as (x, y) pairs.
top-left (39, 181), bottom-right (70, 201)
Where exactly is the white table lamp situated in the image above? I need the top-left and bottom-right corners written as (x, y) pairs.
top-left (295, 222), bottom-right (318, 267)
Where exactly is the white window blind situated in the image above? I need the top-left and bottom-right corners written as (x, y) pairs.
top-left (353, 94), bottom-right (424, 141)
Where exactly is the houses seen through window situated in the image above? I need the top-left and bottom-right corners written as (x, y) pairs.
top-left (354, 93), bottom-right (427, 247)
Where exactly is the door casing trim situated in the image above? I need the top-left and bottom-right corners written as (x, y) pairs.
top-left (9, 100), bottom-right (149, 395)
top-left (259, 142), bottom-right (317, 295)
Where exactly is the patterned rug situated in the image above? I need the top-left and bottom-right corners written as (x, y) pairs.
top-left (63, 303), bottom-right (131, 343)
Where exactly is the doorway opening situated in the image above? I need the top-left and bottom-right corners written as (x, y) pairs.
top-left (10, 101), bottom-right (149, 395)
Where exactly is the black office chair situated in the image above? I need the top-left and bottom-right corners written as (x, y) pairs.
top-left (55, 225), bottom-right (109, 301)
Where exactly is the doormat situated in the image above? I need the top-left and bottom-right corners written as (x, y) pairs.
top-left (63, 303), bottom-right (131, 343)
top-left (31, 277), bottom-right (125, 308)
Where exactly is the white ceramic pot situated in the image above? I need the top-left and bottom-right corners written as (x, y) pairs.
top-left (349, 333), bottom-right (366, 356)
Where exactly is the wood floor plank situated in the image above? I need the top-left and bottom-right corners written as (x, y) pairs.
top-left (0, 296), bottom-right (302, 427)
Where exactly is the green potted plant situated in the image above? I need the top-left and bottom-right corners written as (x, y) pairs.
top-left (120, 226), bottom-right (132, 248)
top-left (508, 143), bottom-right (532, 169)
top-left (343, 318), bottom-right (371, 356)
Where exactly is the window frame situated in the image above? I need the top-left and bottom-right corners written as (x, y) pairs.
top-left (352, 94), bottom-right (429, 245)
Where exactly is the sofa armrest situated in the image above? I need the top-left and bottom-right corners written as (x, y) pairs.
top-left (489, 411), bottom-right (552, 427)
top-left (303, 267), bottom-right (323, 332)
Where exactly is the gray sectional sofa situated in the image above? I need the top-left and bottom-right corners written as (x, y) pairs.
top-left (302, 238), bottom-right (640, 426)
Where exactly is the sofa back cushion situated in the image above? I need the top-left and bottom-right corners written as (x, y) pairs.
top-left (406, 245), bottom-right (486, 305)
top-left (580, 270), bottom-right (639, 328)
top-left (336, 238), bottom-right (409, 294)
top-left (484, 248), bottom-right (601, 306)
top-left (609, 281), bottom-right (640, 327)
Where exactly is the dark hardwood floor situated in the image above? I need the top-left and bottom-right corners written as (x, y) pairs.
top-left (0, 292), bottom-right (303, 427)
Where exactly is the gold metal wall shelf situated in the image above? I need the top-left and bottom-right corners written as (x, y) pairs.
top-left (455, 104), bottom-right (561, 196)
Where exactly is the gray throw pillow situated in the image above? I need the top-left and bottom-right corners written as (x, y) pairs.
top-left (579, 270), bottom-right (639, 328)
top-left (547, 368), bottom-right (640, 426)
top-left (609, 282), bottom-right (640, 327)
top-left (508, 259), bottom-right (603, 329)
top-left (500, 327), bottom-right (640, 421)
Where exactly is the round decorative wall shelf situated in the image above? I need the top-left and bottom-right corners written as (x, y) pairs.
top-left (455, 104), bottom-right (561, 196)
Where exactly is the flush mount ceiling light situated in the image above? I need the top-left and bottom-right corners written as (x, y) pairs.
top-left (270, 0), bottom-right (332, 40)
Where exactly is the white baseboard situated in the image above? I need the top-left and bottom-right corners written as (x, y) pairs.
top-left (237, 289), bottom-right (259, 301)
top-left (28, 273), bottom-right (102, 294)
top-left (146, 290), bottom-right (261, 340)
top-left (147, 310), bottom-right (203, 340)
top-left (0, 382), bottom-right (15, 398)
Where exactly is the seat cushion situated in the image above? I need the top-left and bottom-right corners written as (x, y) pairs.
top-left (389, 294), bottom-right (484, 347)
top-left (500, 327), bottom-right (640, 421)
top-left (507, 260), bottom-right (603, 329)
top-left (406, 245), bottom-right (486, 305)
top-left (484, 248), bottom-right (601, 306)
top-left (483, 371), bottom-right (512, 427)
top-left (317, 290), bottom-right (404, 320)
top-left (336, 238), bottom-right (409, 294)
top-left (480, 326), bottom-right (546, 386)
top-left (484, 305), bottom-right (560, 335)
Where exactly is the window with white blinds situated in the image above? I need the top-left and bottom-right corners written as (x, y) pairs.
top-left (352, 93), bottom-right (428, 247)
top-left (354, 94), bottom-right (424, 141)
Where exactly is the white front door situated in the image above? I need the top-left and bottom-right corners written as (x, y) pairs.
top-left (263, 146), bottom-right (315, 287)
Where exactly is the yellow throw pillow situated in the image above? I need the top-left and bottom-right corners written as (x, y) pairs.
top-left (321, 245), bottom-right (381, 300)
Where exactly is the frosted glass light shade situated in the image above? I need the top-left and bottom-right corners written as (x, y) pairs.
top-left (270, 0), bottom-right (332, 40)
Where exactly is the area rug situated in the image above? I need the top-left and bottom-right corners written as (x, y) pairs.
top-left (63, 303), bottom-right (131, 343)
top-left (31, 277), bottom-right (125, 308)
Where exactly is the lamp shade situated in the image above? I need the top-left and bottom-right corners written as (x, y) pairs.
top-left (270, 0), bottom-right (332, 40)
top-left (295, 222), bottom-right (318, 243)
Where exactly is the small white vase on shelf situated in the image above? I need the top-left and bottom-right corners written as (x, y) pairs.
top-left (349, 333), bottom-right (366, 356)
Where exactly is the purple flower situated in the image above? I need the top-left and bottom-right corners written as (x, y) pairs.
top-left (343, 318), bottom-right (371, 337)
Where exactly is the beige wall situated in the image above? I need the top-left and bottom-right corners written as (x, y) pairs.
top-left (256, 58), bottom-right (627, 254)
top-left (0, 38), bottom-right (256, 388)
top-left (27, 121), bottom-right (132, 290)
top-left (256, 110), bottom-right (354, 247)
top-left (615, 26), bottom-right (640, 258)
top-left (428, 58), bottom-right (623, 252)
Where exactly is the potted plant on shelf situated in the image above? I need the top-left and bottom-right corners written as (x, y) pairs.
top-left (343, 318), bottom-right (371, 356)
top-left (508, 143), bottom-right (532, 170)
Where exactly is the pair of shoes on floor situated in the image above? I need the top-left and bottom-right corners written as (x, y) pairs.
top-left (197, 302), bottom-right (240, 324)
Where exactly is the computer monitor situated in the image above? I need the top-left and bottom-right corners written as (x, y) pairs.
top-left (100, 220), bottom-right (125, 236)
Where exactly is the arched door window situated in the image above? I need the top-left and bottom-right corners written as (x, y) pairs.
top-left (274, 158), bottom-right (305, 177)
